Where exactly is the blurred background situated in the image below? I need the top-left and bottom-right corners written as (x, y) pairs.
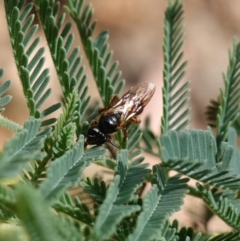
top-left (1, 0), bottom-right (240, 234)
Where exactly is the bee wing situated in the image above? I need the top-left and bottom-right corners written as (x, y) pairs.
top-left (112, 82), bottom-right (156, 121)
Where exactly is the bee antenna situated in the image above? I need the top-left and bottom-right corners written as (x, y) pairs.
top-left (107, 140), bottom-right (119, 148)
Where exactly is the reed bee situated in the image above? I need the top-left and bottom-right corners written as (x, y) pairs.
top-left (85, 82), bottom-right (156, 147)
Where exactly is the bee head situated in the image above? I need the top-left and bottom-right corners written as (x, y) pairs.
top-left (85, 126), bottom-right (107, 146)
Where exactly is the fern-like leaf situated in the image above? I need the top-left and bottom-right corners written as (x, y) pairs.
top-left (209, 232), bottom-right (240, 241)
top-left (34, 0), bottom-right (91, 134)
top-left (93, 150), bottom-right (149, 239)
top-left (0, 185), bottom-right (16, 211)
top-left (206, 99), bottom-right (220, 128)
top-left (141, 116), bottom-right (159, 156)
top-left (159, 130), bottom-right (240, 190)
top-left (162, 220), bottom-right (212, 241)
top-left (54, 90), bottom-right (79, 137)
top-left (52, 214), bottom-right (83, 241)
top-left (54, 192), bottom-right (94, 226)
top-left (52, 90), bottom-right (79, 158)
top-left (39, 135), bottom-right (106, 203)
top-left (4, 0), bottom-right (61, 124)
top-left (52, 123), bottom-right (76, 158)
top-left (67, 0), bottom-right (125, 106)
top-left (115, 150), bottom-right (150, 204)
top-left (15, 184), bottom-right (65, 241)
top-left (128, 165), bottom-right (188, 241)
top-left (215, 39), bottom-right (240, 150)
top-left (34, 0), bottom-right (86, 97)
top-left (226, 128), bottom-right (240, 176)
top-left (0, 70), bottom-right (23, 132)
top-left (0, 70), bottom-right (12, 114)
top-left (161, 0), bottom-right (190, 134)
top-left (197, 183), bottom-right (240, 231)
top-left (81, 177), bottom-right (107, 203)
top-left (94, 175), bottom-right (140, 240)
top-left (0, 118), bottom-right (50, 178)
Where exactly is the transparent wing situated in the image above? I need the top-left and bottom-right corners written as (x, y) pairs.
top-left (111, 82), bottom-right (156, 121)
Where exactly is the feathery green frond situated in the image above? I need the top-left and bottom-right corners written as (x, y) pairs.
top-left (83, 151), bottom-right (149, 207)
top-left (54, 90), bottom-right (79, 137)
top-left (39, 135), bottom-right (106, 203)
top-left (94, 174), bottom-right (140, 240)
top-left (209, 232), bottom-right (240, 241)
top-left (141, 116), bottom-right (159, 156)
top-left (54, 192), bottom-right (94, 226)
top-left (0, 185), bottom-right (16, 210)
top-left (34, 0), bottom-right (91, 135)
top-left (0, 72), bottom-right (22, 132)
top-left (197, 183), bottom-right (240, 231)
top-left (215, 39), bottom-right (240, 150)
top-left (161, 0), bottom-right (190, 134)
top-left (52, 90), bottom-right (78, 157)
top-left (163, 220), bottom-right (212, 241)
top-left (128, 165), bottom-right (188, 241)
top-left (28, 90), bottom-right (81, 182)
top-left (67, 0), bottom-right (125, 106)
top-left (115, 150), bottom-right (150, 204)
top-left (53, 214), bottom-right (83, 241)
top-left (0, 118), bottom-right (49, 178)
top-left (161, 224), bottom-right (177, 241)
top-left (92, 150), bottom-right (149, 239)
top-left (226, 128), bottom-right (240, 176)
top-left (52, 123), bottom-right (76, 158)
top-left (159, 130), bottom-right (240, 190)
top-left (15, 184), bottom-right (65, 241)
top-left (0, 71), bottom-right (12, 114)
top-left (4, 0), bottom-right (60, 124)
top-left (0, 115), bottom-right (23, 132)
top-left (81, 177), bottom-right (107, 203)
top-left (34, 0), bottom-right (87, 98)
top-left (206, 99), bottom-right (220, 128)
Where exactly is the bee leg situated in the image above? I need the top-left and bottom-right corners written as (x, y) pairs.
top-left (128, 116), bottom-right (141, 124)
top-left (106, 135), bottom-right (119, 148)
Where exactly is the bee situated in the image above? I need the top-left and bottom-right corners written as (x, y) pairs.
top-left (85, 82), bottom-right (156, 147)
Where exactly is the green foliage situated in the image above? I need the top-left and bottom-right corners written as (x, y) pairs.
top-left (0, 70), bottom-right (23, 132)
top-left (94, 174), bottom-right (141, 240)
top-left (161, 0), bottom-right (190, 134)
top-left (207, 39), bottom-right (240, 152)
top-left (39, 135), bottom-right (106, 204)
top-left (129, 166), bottom-right (188, 241)
top-left (4, 0), bottom-right (61, 125)
top-left (15, 184), bottom-right (64, 241)
top-left (159, 130), bottom-right (240, 190)
top-left (1, 0), bottom-right (240, 240)
top-left (34, 0), bottom-right (91, 136)
top-left (0, 70), bottom-right (12, 115)
top-left (54, 192), bottom-right (94, 226)
top-left (0, 118), bottom-right (50, 179)
top-left (197, 183), bottom-right (240, 231)
top-left (67, 0), bottom-right (125, 106)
